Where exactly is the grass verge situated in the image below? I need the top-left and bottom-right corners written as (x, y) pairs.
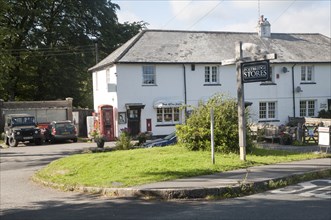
top-left (34, 145), bottom-right (330, 189)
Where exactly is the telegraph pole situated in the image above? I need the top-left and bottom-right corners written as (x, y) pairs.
top-left (236, 42), bottom-right (246, 161)
top-left (222, 42), bottom-right (277, 161)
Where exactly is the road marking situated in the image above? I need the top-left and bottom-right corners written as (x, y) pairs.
top-left (270, 179), bottom-right (331, 199)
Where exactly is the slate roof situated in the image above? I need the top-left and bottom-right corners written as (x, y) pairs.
top-left (89, 29), bottom-right (331, 71)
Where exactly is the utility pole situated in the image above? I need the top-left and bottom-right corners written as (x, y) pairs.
top-left (236, 42), bottom-right (246, 161)
top-left (222, 42), bottom-right (277, 161)
top-left (95, 41), bottom-right (99, 64)
top-left (211, 108), bottom-right (215, 164)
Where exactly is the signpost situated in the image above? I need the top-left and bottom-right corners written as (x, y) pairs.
top-left (222, 41), bottom-right (277, 161)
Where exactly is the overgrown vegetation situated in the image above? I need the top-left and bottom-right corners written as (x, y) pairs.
top-left (176, 93), bottom-right (253, 153)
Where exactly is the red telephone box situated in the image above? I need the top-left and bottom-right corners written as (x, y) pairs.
top-left (98, 105), bottom-right (115, 141)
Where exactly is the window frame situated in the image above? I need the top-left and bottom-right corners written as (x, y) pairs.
top-left (156, 107), bottom-right (181, 125)
top-left (299, 100), bottom-right (316, 117)
top-left (142, 65), bottom-right (156, 85)
top-left (204, 65), bottom-right (219, 84)
top-left (259, 101), bottom-right (277, 120)
top-left (300, 65), bottom-right (314, 83)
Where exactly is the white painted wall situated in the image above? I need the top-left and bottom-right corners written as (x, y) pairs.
top-left (92, 65), bottom-right (118, 112)
top-left (92, 65), bottom-right (119, 135)
top-left (93, 62), bottom-right (331, 137)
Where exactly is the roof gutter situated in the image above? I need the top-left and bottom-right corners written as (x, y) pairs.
top-left (292, 63), bottom-right (297, 117)
top-left (183, 64), bottom-right (187, 122)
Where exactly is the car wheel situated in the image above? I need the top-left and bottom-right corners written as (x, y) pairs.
top-left (4, 136), bottom-right (9, 146)
top-left (8, 137), bottom-right (18, 147)
top-left (50, 137), bottom-right (55, 144)
top-left (35, 138), bottom-right (43, 145)
top-left (73, 138), bottom-right (78, 143)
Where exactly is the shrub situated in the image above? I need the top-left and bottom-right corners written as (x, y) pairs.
top-left (137, 131), bottom-right (152, 145)
top-left (176, 93), bottom-right (253, 153)
top-left (318, 109), bottom-right (331, 118)
top-left (116, 128), bottom-right (132, 150)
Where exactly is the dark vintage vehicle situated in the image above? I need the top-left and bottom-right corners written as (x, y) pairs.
top-left (143, 132), bottom-right (177, 148)
top-left (44, 121), bottom-right (78, 143)
top-left (3, 114), bottom-right (43, 147)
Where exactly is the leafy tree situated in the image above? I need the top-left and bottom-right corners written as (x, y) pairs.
top-left (0, 0), bottom-right (146, 107)
top-left (176, 93), bottom-right (253, 153)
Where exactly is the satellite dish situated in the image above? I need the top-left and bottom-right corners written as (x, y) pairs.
top-left (296, 86), bottom-right (303, 93)
top-left (282, 67), bottom-right (288, 73)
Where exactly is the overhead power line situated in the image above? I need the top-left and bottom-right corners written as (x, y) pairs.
top-left (4, 45), bottom-right (95, 53)
top-left (0, 45), bottom-right (95, 57)
top-left (272, 0), bottom-right (297, 24)
top-left (162, 1), bottom-right (193, 29)
top-left (188, 0), bottom-right (224, 30)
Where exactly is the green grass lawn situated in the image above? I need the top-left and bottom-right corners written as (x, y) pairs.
top-left (35, 145), bottom-right (330, 188)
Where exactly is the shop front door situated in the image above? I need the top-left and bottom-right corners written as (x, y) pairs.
top-left (127, 109), bottom-right (140, 136)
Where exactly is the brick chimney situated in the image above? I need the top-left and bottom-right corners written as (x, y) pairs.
top-left (257, 15), bottom-right (271, 38)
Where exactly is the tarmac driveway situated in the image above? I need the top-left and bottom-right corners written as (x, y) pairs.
top-left (0, 142), bottom-right (328, 220)
top-left (0, 142), bottom-right (110, 215)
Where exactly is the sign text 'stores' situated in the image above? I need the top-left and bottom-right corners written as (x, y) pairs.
top-left (241, 60), bottom-right (270, 83)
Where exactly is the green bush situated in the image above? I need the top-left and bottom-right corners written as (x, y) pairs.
top-left (176, 93), bottom-right (252, 153)
top-left (115, 128), bottom-right (132, 150)
top-left (318, 109), bottom-right (331, 118)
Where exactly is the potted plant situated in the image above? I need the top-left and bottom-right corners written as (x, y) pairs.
top-left (90, 129), bottom-right (106, 148)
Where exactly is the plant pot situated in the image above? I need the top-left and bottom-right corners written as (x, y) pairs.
top-left (95, 139), bottom-right (105, 148)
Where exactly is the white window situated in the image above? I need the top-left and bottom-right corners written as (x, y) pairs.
top-left (259, 101), bottom-right (276, 120)
top-left (205, 66), bottom-right (219, 84)
top-left (300, 100), bottom-right (316, 117)
top-left (157, 107), bottom-right (181, 124)
top-left (301, 66), bottom-right (314, 82)
top-left (143, 65), bottom-right (156, 85)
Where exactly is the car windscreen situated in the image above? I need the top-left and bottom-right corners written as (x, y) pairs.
top-left (55, 123), bottom-right (75, 130)
top-left (164, 132), bottom-right (175, 140)
top-left (12, 117), bottom-right (35, 126)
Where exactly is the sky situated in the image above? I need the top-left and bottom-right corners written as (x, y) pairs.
top-left (112, 0), bottom-right (331, 37)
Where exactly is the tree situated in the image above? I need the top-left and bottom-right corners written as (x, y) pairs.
top-left (0, 0), bottom-right (146, 107)
top-left (176, 93), bottom-right (253, 153)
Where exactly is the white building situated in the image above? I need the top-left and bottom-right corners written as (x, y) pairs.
top-left (89, 16), bottom-right (331, 138)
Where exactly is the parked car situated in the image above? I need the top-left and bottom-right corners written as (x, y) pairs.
top-left (143, 132), bottom-right (177, 148)
top-left (44, 121), bottom-right (77, 143)
top-left (3, 114), bottom-right (43, 147)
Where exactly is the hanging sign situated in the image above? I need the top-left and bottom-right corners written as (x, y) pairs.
top-left (241, 60), bottom-right (270, 83)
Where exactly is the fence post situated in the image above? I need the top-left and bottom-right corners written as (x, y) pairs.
top-left (297, 122), bottom-right (303, 143)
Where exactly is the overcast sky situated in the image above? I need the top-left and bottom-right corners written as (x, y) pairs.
top-left (112, 0), bottom-right (331, 37)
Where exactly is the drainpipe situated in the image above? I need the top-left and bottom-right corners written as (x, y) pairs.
top-left (291, 64), bottom-right (297, 117)
top-left (183, 64), bottom-right (187, 121)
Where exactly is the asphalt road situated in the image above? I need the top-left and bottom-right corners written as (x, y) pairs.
top-left (1, 142), bottom-right (330, 220)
